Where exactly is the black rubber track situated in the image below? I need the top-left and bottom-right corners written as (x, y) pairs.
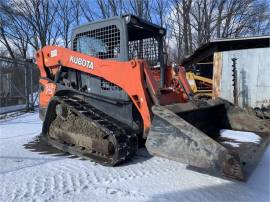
top-left (43, 95), bottom-right (138, 166)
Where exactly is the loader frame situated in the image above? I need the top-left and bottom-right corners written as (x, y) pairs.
top-left (36, 46), bottom-right (155, 135)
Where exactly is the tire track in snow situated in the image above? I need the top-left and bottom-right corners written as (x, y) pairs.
top-left (2, 155), bottom-right (180, 201)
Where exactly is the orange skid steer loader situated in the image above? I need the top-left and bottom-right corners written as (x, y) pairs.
top-left (36, 15), bottom-right (270, 181)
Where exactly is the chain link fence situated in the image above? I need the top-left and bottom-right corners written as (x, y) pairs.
top-left (0, 57), bottom-right (39, 114)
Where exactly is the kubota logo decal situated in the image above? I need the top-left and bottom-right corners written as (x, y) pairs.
top-left (70, 56), bottom-right (94, 69)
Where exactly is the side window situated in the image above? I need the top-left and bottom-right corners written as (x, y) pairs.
top-left (73, 25), bottom-right (120, 59)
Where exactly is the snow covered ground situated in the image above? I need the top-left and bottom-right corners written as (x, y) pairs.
top-left (0, 112), bottom-right (269, 202)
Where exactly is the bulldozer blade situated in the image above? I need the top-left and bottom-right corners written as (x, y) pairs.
top-left (146, 103), bottom-right (270, 181)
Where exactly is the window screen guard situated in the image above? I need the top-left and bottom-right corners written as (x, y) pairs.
top-left (128, 37), bottom-right (160, 66)
top-left (73, 25), bottom-right (121, 60)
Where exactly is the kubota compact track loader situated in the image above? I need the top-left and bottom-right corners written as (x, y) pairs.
top-left (36, 15), bottom-right (270, 181)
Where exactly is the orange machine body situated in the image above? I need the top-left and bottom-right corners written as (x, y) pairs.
top-left (36, 46), bottom-right (191, 136)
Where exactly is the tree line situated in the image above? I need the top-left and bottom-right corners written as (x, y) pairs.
top-left (0, 0), bottom-right (269, 62)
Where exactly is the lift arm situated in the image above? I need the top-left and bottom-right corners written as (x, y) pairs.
top-left (36, 46), bottom-right (153, 134)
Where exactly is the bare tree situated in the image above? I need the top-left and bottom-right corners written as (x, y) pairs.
top-left (0, 21), bottom-right (16, 59)
top-left (81, 0), bottom-right (96, 22)
top-left (11, 0), bottom-right (59, 49)
top-left (216, 0), bottom-right (226, 38)
top-left (82, 0), bottom-right (124, 21)
top-left (127, 0), bottom-right (152, 20)
top-left (0, 1), bottom-right (31, 59)
top-left (215, 0), bottom-right (269, 38)
top-left (167, 0), bottom-right (183, 62)
top-left (153, 0), bottom-right (166, 27)
top-left (167, 0), bottom-right (269, 61)
top-left (248, 0), bottom-right (270, 35)
top-left (56, 0), bottom-right (81, 48)
top-left (190, 0), bottom-right (217, 46)
top-left (0, 0), bottom-right (269, 60)
top-left (153, 0), bottom-right (171, 57)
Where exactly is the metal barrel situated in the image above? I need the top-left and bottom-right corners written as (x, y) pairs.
top-left (146, 102), bottom-right (270, 181)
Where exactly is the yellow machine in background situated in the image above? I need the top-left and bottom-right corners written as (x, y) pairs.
top-left (186, 72), bottom-right (213, 98)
